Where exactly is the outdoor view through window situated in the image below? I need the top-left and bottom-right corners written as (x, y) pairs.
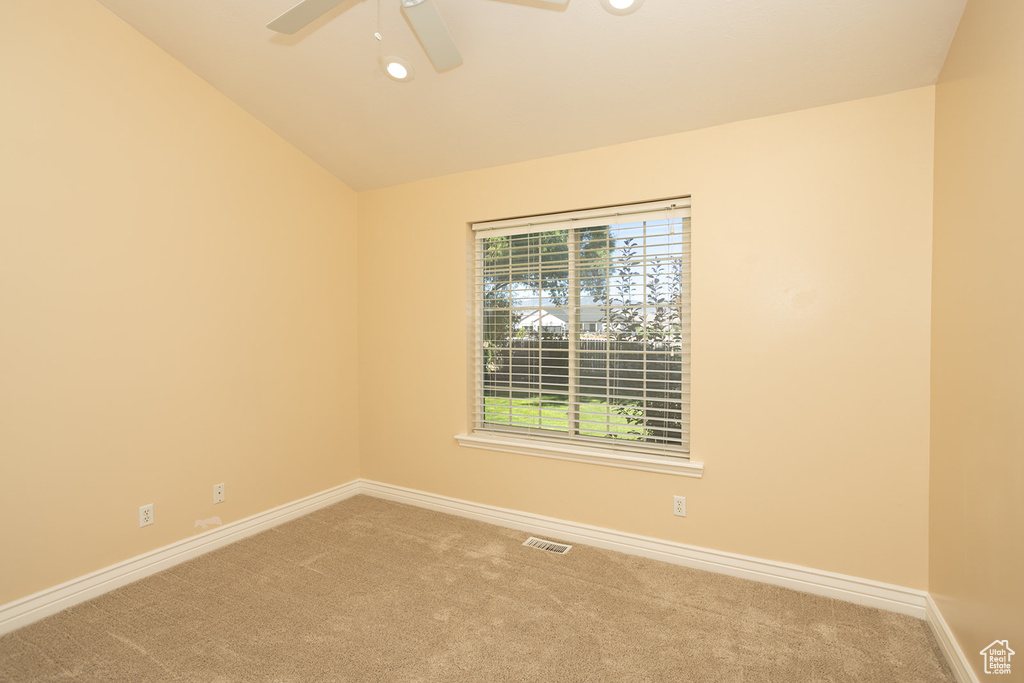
top-left (473, 200), bottom-right (690, 457)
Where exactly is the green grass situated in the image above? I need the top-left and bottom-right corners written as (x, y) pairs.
top-left (483, 394), bottom-right (645, 440)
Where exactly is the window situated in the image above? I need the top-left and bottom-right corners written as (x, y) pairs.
top-left (458, 198), bottom-right (699, 476)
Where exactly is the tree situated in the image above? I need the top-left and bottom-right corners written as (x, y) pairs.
top-left (479, 227), bottom-right (614, 406)
top-left (479, 226), bottom-right (613, 344)
top-left (604, 236), bottom-right (684, 445)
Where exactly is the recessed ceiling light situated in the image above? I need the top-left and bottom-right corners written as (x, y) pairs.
top-left (380, 56), bottom-right (415, 82)
top-left (600, 0), bottom-right (643, 15)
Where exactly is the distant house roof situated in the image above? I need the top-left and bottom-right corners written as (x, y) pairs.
top-left (516, 310), bottom-right (568, 329)
top-left (540, 296), bottom-right (612, 325)
top-left (543, 308), bottom-right (606, 324)
top-left (516, 297), bottom-right (681, 328)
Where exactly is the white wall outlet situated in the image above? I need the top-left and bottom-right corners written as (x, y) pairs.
top-left (213, 483), bottom-right (225, 504)
top-left (673, 496), bottom-right (686, 517)
top-left (139, 504), bottom-right (154, 527)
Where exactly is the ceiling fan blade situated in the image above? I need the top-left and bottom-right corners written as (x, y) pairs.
top-left (401, 0), bottom-right (463, 71)
top-left (536, 0), bottom-right (568, 3)
top-left (267, 0), bottom-right (347, 34)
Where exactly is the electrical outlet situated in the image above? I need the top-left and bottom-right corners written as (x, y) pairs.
top-left (139, 504), bottom-right (154, 527)
top-left (673, 496), bottom-right (686, 517)
top-left (213, 483), bottom-right (225, 504)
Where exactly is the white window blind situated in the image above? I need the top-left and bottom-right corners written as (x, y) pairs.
top-left (471, 198), bottom-right (691, 458)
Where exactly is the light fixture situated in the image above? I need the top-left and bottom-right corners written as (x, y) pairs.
top-left (380, 55), bottom-right (415, 82)
top-left (600, 0), bottom-right (643, 15)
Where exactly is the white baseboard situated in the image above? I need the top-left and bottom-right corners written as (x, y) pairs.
top-left (358, 479), bottom-right (929, 618)
top-left (926, 594), bottom-right (980, 683)
top-left (0, 480), bottom-right (361, 637)
top-left (3, 475), bottom-right (961, 679)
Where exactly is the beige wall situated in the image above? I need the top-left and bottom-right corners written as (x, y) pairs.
top-left (931, 0), bottom-right (1024, 673)
top-left (1, 0), bottom-right (958, 617)
top-left (0, 1), bottom-right (360, 604)
top-left (359, 88), bottom-right (936, 588)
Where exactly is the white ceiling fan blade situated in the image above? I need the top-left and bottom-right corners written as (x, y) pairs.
top-left (401, 0), bottom-right (463, 71)
top-left (536, 0), bottom-right (568, 4)
top-left (267, 0), bottom-right (347, 34)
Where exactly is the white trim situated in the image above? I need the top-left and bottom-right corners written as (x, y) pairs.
top-left (926, 594), bottom-right (981, 683)
top-left (455, 433), bottom-right (704, 478)
top-left (358, 480), bottom-right (927, 618)
top-left (0, 480), bottom-right (361, 636)
top-left (2, 475), bottom-right (965, 665)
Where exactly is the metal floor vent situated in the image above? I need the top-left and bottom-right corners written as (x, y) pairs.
top-left (523, 536), bottom-right (572, 555)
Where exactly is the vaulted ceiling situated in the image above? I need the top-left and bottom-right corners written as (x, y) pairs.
top-left (95, 0), bottom-right (966, 190)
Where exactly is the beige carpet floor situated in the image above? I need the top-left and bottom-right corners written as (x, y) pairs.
top-left (0, 495), bottom-right (953, 682)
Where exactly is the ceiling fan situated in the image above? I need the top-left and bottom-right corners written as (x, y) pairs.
top-left (267, 0), bottom-right (569, 72)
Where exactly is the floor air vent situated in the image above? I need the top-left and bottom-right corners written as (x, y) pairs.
top-left (523, 536), bottom-right (572, 554)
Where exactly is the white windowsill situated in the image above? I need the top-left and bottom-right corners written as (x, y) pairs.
top-left (454, 433), bottom-right (704, 478)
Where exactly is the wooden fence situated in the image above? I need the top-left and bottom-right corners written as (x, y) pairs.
top-left (482, 338), bottom-right (681, 398)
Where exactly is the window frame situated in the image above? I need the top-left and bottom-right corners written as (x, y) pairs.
top-left (456, 198), bottom-right (703, 478)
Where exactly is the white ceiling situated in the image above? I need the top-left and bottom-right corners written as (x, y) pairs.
top-left (95, 0), bottom-right (966, 191)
